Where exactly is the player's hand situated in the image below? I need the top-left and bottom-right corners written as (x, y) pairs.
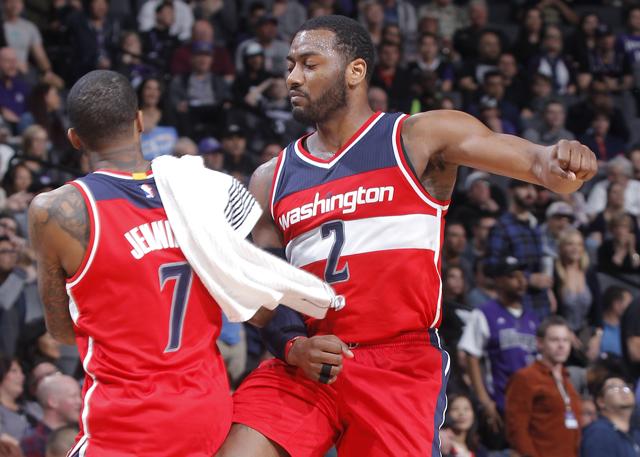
top-left (285, 335), bottom-right (354, 385)
top-left (549, 139), bottom-right (597, 183)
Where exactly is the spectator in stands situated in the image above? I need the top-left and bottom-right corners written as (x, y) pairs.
top-left (0, 47), bottom-right (30, 132)
top-left (0, 355), bottom-right (28, 441)
top-left (171, 20), bottom-right (235, 82)
top-left (140, 1), bottom-right (182, 74)
top-left (21, 361), bottom-right (59, 425)
top-left (579, 113), bottom-right (626, 162)
top-left (597, 213), bottom-right (640, 275)
top-left (469, 71), bottom-right (521, 131)
top-left (587, 182), bottom-right (639, 249)
top-left (521, 73), bottom-right (554, 123)
top-left (513, 7), bottom-right (544, 65)
top-left (449, 171), bottom-right (501, 234)
top-left (232, 43), bottom-right (270, 109)
top-left (20, 374), bottom-right (81, 457)
top-left (45, 425), bottom-right (78, 457)
top-left (597, 286), bottom-right (633, 358)
top-left (258, 142), bottom-right (282, 165)
top-left (458, 30), bottom-right (502, 95)
top-left (587, 156), bottom-right (640, 217)
top-left (138, 77), bottom-right (177, 160)
top-left (235, 15), bottom-right (289, 76)
top-left (86, 0), bottom-right (120, 71)
top-left (523, 0), bottom-right (578, 26)
top-left (505, 315), bottom-right (581, 457)
top-left (523, 100), bottom-right (575, 146)
top-left (113, 31), bottom-right (156, 89)
top-left (418, 0), bottom-right (467, 44)
top-left (197, 137), bottom-right (225, 171)
top-left (2, 162), bottom-right (33, 216)
top-left (169, 40), bottom-right (231, 138)
top-left (453, 0), bottom-right (499, 61)
top-left (581, 374), bottom-right (639, 457)
top-left (408, 33), bottom-right (454, 94)
top-left (1, 0), bottom-right (63, 88)
top-left (461, 213), bottom-right (496, 269)
top-left (459, 256), bottom-right (538, 438)
top-left (272, 0), bottom-right (307, 43)
top-left (554, 229), bottom-right (601, 349)
top-left (541, 201), bottom-right (574, 258)
top-left (360, 0), bottom-right (385, 48)
top-left (477, 96), bottom-right (517, 135)
top-left (367, 86), bottom-right (388, 112)
top-left (628, 145), bottom-right (640, 180)
top-left (498, 53), bottom-right (528, 110)
top-left (371, 41), bottom-right (412, 113)
top-left (0, 235), bottom-right (28, 359)
top-left (25, 83), bottom-right (68, 156)
top-left (578, 24), bottom-right (633, 94)
top-left (18, 125), bottom-right (60, 190)
top-left (566, 12), bottom-right (599, 74)
top-left (380, 0), bottom-right (417, 46)
top-left (567, 78), bottom-right (630, 142)
top-left (617, 6), bottom-right (640, 103)
top-left (442, 222), bottom-right (473, 286)
top-left (528, 25), bottom-right (576, 95)
top-left (466, 258), bottom-right (497, 309)
top-left (622, 297), bottom-right (640, 381)
top-left (581, 396), bottom-right (597, 428)
top-left (172, 136), bottom-right (197, 157)
top-left (220, 123), bottom-right (254, 181)
top-left (440, 392), bottom-right (487, 457)
top-left (138, 0), bottom-right (193, 41)
top-left (487, 179), bottom-right (552, 319)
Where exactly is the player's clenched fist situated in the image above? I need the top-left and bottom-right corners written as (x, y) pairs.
top-left (285, 335), bottom-right (354, 384)
top-left (549, 139), bottom-right (598, 182)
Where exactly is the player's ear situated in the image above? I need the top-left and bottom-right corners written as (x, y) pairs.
top-left (135, 110), bottom-right (144, 133)
top-left (346, 58), bottom-right (367, 88)
top-left (67, 128), bottom-right (82, 150)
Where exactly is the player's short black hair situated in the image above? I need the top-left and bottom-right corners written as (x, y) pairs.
top-left (296, 15), bottom-right (375, 83)
top-left (67, 70), bottom-right (138, 150)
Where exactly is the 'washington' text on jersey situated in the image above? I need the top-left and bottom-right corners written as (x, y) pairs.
top-left (278, 185), bottom-right (395, 229)
top-left (124, 219), bottom-right (179, 259)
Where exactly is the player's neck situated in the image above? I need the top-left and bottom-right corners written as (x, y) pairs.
top-left (312, 105), bottom-right (376, 155)
top-left (89, 142), bottom-right (150, 174)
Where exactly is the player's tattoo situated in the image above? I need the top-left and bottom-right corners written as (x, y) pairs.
top-left (39, 255), bottom-right (76, 342)
top-left (32, 185), bottom-right (89, 249)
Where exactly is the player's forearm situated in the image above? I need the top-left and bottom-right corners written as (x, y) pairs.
top-left (259, 306), bottom-right (307, 361)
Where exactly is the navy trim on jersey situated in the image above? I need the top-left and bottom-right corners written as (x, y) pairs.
top-left (272, 112), bottom-right (405, 206)
top-left (78, 173), bottom-right (164, 209)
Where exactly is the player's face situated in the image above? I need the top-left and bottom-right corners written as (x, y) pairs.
top-left (286, 30), bottom-right (349, 125)
top-left (538, 324), bottom-right (571, 365)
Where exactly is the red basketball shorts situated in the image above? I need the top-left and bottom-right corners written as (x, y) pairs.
top-left (232, 329), bottom-right (450, 457)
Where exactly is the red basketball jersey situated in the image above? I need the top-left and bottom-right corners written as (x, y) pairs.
top-left (271, 112), bottom-right (449, 343)
top-left (65, 170), bottom-right (231, 457)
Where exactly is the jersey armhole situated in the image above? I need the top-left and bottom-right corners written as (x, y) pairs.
top-left (66, 181), bottom-right (99, 288)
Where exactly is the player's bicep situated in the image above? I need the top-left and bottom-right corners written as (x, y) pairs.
top-left (248, 158), bottom-right (283, 249)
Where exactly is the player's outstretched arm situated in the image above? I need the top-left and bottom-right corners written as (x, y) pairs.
top-left (28, 185), bottom-right (89, 345)
top-left (403, 110), bottom-right (598, 194)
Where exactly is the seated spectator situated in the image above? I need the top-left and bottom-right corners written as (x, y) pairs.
top-left (477, 96), bottom-right (516, 135)
top-left (541, 201), bottom-right (575, 258)
top-left (0, 355), bottom-right (28, 441)
top-left (0, 47), bottom-right (30, 133)
top-left (505, 316), bottom-right (581, 457)
top-left (45, 425), bottom-right (79, 457)
top-left (567, 78), bottom-right (629, 142)
top-left (169, 41), bottom-right (231, 138)
top-left (258, 142), bottom-right (282, 165)
top-left (172, 136), bottom-right (197, 157)
top-left (272, 0), bottom-right (307, 43)
top-left (18, 126), bottom-right (61, 190)
top-left (617, 6), bottom-right (640, 109)
top-left (628, 145), bottom-right (640, 181)
top-left (2, 162), bottom-right (33, 216)
top-left (597, 213), bottom-right (640, 275)
top-left (513, 7), bottom-right (544, 65)
top-left (579, 113), bottom-right (626, 162)
top-left (519, 0), bottom-right (578, 26)
top-left (232, 43), bottom-right (271, 109)
top-left (371, 41), bottom-right (412, 113)
top-left (442, 222), bottom-right (473, 286)
top-left (566, 11), bottom-right (599, 73)
top-left (380, 0), bottom-right (417, 48)
top-left (457, 30), bottom-right (501, 95)
top-left (449, 171), bottom-right (501, 234)
top-left (113, 31), bottom-right (157, 89)
top-left (408, 33), bottom-right (454, 94)
top-left (1, 0), bottom-right (63, 88)
top-left (453, 0), bottom-right (504, 61)
top-left (417, 0), bottom-right (467, 44)
top-left (466, 258), bottom-right (497, 309)
top-left (587, 182), bottom-right (640, 248)
top-left (523, 100), bottom-right (575, 146)
top-left (459, 256), bottom-right (539, 439)
top-left (468, 71), bottom-right (520, 131)
top-left (24, 83), bottom-right (69, 158)
top-left (21, 361), bottom-right (59, 425)
top-left (461, 211), bottom-right (497, 268)
top-left (581, 396), bottom-right (597, 428)
top-left (220, 123), bottom-right (255, 181)
top-left (140, 1), bottom-right (182, 74)
top-left (235, 15), bottom-right (289, 76)
top-left (170, 20), bottom-right (234, 81)
top-left (597, 286), bottom-right (633, 359)
top-left (440, 392), bottom-right (487, 457)
top-left (578, 24), bottom-right (632, 94)
top-left (197, 137), bottom-right (225, 171)
top-left (528, 25), bottom-right (576, 95)
top-left (138, 77), bottom-right (177, 160)
top-left (521, 73), bottom-right (555, 123)
top-left (587, 156), bottom-right (640, 217)
top-left (138, 0), bottom-right (193, 41)
top-left (581, 374), bottom-right (639, 457)
top-left (20, 374), bottom-right (81, 457)
top-left (368, 86), bottom-right (388, 112)
top-left (498, 53), bottom-right (528, 110)
top-left (0, 235), bottom-right (29, 359)
top-left (360, 0), bottom-right (385, 48)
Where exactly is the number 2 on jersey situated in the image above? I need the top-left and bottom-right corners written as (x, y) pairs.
top-left (321, 221), bottom-right (349, 283)
top-left (159, 262), bottom-right (193, 353)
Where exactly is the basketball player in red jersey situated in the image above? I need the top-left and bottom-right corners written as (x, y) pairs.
top-left (217, 15), bottom-right (598, 457)
top-left (27, 71), bottom-right (248, 456)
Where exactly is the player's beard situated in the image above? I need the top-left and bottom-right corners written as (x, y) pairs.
top-left (291, 77), bottom-right (348, 126)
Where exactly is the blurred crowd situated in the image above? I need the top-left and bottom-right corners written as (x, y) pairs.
top-left (2, 0), bottom-right (640, 456)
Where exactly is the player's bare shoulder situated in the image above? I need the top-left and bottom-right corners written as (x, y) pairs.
top-left (248, 157), bottom-right (279, 209)
top-left (29, 184), bottom-right (89, 249)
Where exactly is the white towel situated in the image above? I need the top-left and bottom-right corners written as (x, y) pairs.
top-left (152, 155), bottom-right (345, 323)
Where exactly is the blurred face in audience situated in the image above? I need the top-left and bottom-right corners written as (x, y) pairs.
top-left (582, 14), bottom-right (599, 37)
top-left (267, 77), bottom-right (288, 101)
top-left (548, 214), bottom-right (573, 238)
top-left (469, 3), bottom-right (487, 28)
top-left (559, 230), bottom-right (584, 264)
top-left (26, 127), bottom-right (49, 159)
top-left (472, 216), bottom-right (495, 244)
top-left (368, 87), bottom-right (388, 112)
top-left (531, 75), bottom-right (552, 98)
top-left (379, 44), bottom-right (400, 69)
top-left (364, 2), bottom-right (384, 27)
top-left (1, 361), bottom-right (24, 400)
top-left (192, 20), bottom-right (214, 43)
top-left (592, 114), bottom-right (610, 137)
top-left (498, 54), bottom-right (518, 80)
top-left (0, 217), bottom-right (18, 238)
top-left (260, 143), bottom-right (282, 164)
top-left (141, 79), bottom-right (162, 108)
top-left (0, 47), bottom-right (19, 79)
top-left (156, 4), bottom-right (175, 30)
top-left (418, 16), bottom-right (439, 36)
top-left (382, 25), bottom-right (402, 46)
top-left (511, 184), bottom-right (537, 210)
top-left (629, 149), bottom-right (640, 178)
top-left (222, 134), bottom-right (247, 159)
top-left (447, 396), bottom-right (474, 433)
top-left (122, 33), bottom-right (142, 56)
top-left (90, 0), bottom-right (109, 21)
top-left (590, 81), bottom-right (611, 108)
top-left (192, 52), bottom-right (213, 75)
top-left (29, 362), bottom-right (59, 396)
top-left (543, 102), bottom-right (565, 129)
top-left (444, 267), bottom-right (465, 299)
top-left (495, 270), bottom-right (527, 301)
top-left (445, 223), bottom-right (466, 256)
top-left (0, 239), bottom-right (18, 274)
top-left (538, 324), bottom-right (571, 365)
top-left (597, 33), bottom-right (616, 53)
top-left (257, 21), bottom-right (278, 43)
top-left (543, 26), bottom-right (564, 54)
top-left (607, 182), bottom-right (625, 209)
top-left (524, 8), bottom-right (543, 33)
top-left (629, 8), bottom-right (640, 33)
top-left (607, 163), bottom-right (630, 186)
top-left (610, 215), bottom-right (633, 241)
top-left (419, 35), bottom-right (439, 62)
top-left (12, 164), bottom-right (33, 193)
top-left (581, 398), bottom-right (597, 428)
top-left (598, 378), bottom-right (635, 413)
top-left (3, 0), bottom-right (24, 19)
top-left (478, 32), bottom-right (501, 61)
top-left (45, 87), bottom-right (62, 112)
top-left (38, 332), bottom-right (62, 360)
top-left (484, 74), bottom-right (504, 100)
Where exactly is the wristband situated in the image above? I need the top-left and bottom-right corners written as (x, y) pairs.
top-left (284, 336), bottom-right (306, 363)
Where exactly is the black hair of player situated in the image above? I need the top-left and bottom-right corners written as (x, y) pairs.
top-left (296, 15), bottom-right (375, 84)
top-left (67, 70), bottom-right (139, 150)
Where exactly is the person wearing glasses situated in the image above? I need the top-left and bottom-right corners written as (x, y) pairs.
top-left (580, 374), bottom-right (640, 457)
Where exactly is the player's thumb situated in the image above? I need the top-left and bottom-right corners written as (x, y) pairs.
top-left (339, 340), bottom-right (354, 358)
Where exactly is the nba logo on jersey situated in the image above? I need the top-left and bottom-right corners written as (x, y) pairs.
top-left (140, 183), bottom-right (155, 198)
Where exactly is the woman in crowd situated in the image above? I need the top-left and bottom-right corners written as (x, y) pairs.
top-left (513, 7), bottom-right (544, 64)
top-left (0, 355), bottom-right (29, 441)
top-left (566, 12), bottom-right (599, 72)
top-left (587, 182), bottom-right (640, 247)
top-left (597, 213), bottom-right (640, 275)
top-left (441, 392), bottom-right (487, 457)
top-left (1, 162), bottom-right (34, 216)
top-left (25, 83), bottom-right (69, 156)
top-left (137, 77), bottom-right (178, 159)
